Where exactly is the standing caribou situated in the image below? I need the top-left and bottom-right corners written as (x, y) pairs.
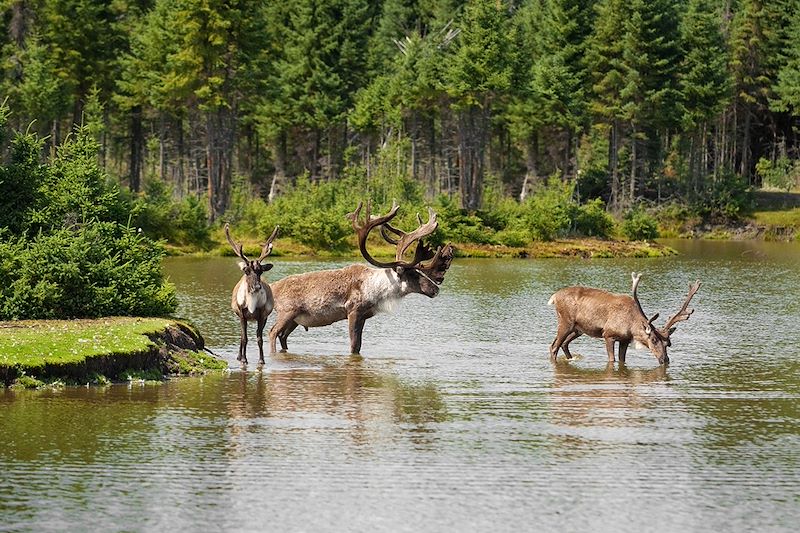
top-left (268, 202), bottom-right (454, 355)
top-left (548, 272), bottom-right (700, 365)
top-left (225, 223), bottom-right (279, 365)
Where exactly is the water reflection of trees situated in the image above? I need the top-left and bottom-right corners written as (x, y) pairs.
top-left (224, 357), bottom-right (448, 450)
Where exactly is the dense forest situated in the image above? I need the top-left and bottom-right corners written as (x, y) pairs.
top-left (2, 0), bottom-right (800, 242)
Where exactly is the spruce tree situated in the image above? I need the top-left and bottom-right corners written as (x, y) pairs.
top-left (446, 0), bottom-right (514, 210)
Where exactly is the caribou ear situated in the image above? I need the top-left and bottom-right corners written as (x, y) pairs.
top-left (238, 261), bottom-right (247, 271)
top-left (261, 263), bottom-right (274, 272)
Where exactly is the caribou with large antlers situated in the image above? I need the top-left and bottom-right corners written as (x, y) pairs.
top-left (225, 223), bottom-right (280, 365)
top-left (268, 202), bottom-right (454, 355)
top-left (548, 273), bottom-right (701, 365)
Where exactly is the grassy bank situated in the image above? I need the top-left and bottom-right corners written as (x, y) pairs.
top-left (0, 317), bottom-right (227, 388)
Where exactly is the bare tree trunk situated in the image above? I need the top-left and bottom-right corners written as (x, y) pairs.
top-left (269, 130), bottom-right (287, 203)
top-left (457, 105), bottom-right (488, 211)
top-left (206, 107), bottom-right (235, 220)
top-left (741, 107), bottom-right (752, 182)
top-left (629, 128), bottom-right (637, 206)
top-left (129, 105), bottom-right (143, 192)
top-left (609, 121), bottom-right (621, 212)
top-left (520, 131), bottom-right (539, 202)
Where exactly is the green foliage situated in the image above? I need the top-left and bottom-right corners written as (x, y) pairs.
top-left (574, 198), bottom-right (615, 238)
top-left (28, 126), bottom-right (127, 231)
top-left (0, 120), bottom-right (177, 320)
top-left (434, 195), bottom-right (496, 245)
top-left (0, 128), bottom-right (46, 233)
top-left (249, 175), bottom-right (361, 251)
top-left (621, 208), bottom-right (659, 241)
top-left (132, 179), bottom-right (211, 247)
top-left (0, 222), bottom-right (177, 320)
top-left (756, 157), bottom-right (799, 192)
top-left (695, 172), bottom-right (754, 222)
top-left (522, 179), bottom-right (575, 241)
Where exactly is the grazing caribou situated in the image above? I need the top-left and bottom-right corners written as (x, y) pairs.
top-left (548, 272), bottom-right (700, 365)
top-left (225, 223), bottom-right (279, 365)
top-left (268, 202), bottom-right (454, 355)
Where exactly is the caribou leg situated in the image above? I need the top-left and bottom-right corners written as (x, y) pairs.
top-left (269, 313), bottom-right (296, 353)
top-left (348, 311), bottom-right (367, 355)
top-left (256, 316), bottom-right (267, 365)
top-left (618, 340), bottom-right (630, 363)
top-left (560, 331), bottom-right (581, 359)
top-left (550, 324), bottom-right (574, 360)
top-left (604, 337), bottom-right (616, 362)
top-left (278, 321), bottom-right (299, 351)
top-left (238, 314), bottom-right (248, 364)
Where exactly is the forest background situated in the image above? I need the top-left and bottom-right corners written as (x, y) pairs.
top-left (2, 0), bottom-right (800, 264)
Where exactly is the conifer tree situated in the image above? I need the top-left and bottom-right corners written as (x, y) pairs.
top-left (446, 0), bottom-right (514, 210)
top-left (679, 0), bottom-right (732, 191)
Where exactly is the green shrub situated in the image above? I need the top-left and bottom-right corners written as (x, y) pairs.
top-left (133, 179), bottom-right (210, 247)
top-left (621, 208), bottom-right (660, 241)
top-left (0, 222), bottom-right (176, 320)
top-left (494, 228), bottom-right (530, 247)
top-left (756, 156), bottom-right (798, 191)
top-left (696, 171), bottom-right (754, 222)
top-left (28, 127), bottom-right (128, 231)
top-left (433, 195), bottom-right (495, 244)
top-left (574, 198), bottom-right (615, 238)
top-left (522, 178), bottom-right (574, 241)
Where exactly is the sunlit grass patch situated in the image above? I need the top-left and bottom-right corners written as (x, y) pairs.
top-left (752, 207), bottom-right (800, 227)
top-left (0, 317), bottom-right (173, 370)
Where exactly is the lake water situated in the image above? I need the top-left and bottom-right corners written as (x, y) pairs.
top-left (2, 240), bottom-right (799, 532)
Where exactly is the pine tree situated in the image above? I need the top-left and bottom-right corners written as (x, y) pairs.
top-left (679, 0), bottom-right (732, 191)
top-left (772, 4), bottom-right (800, 116)
top-left (257, 0), bottom-right (373, 184)
top-left (446, 0), bottom-right (514, 210)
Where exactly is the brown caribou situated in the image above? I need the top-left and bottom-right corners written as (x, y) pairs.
top-left (548, 272), bottom-right (700, 365)
top-left (268, 202), bottom-right (454, 355)
top-left (225, 223), bottom-right (279, 365)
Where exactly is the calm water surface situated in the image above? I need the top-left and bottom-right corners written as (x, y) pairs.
top-left (2, 240), bottom-right (799, 532)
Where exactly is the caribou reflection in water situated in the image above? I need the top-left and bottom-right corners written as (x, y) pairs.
top-left (546, 361), bottom-right (670, 455)
top-left (224, 356), bottom-right (448, 450)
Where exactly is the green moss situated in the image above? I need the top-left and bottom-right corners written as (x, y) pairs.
top-left (0, 318), bottom-right (173, 369)
top-left (9, 374), bottom-right (45, 390)
top-left (121, 368), bottom-right (165, 383)
top-left (0, 317), bottom-right (225, 385)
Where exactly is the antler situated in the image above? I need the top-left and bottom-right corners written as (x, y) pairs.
top-left (256, 225), bottom-right (280, 262)
top-left (347, 201), bottom-right (438, 270)
top-left (225, 223), bottom-right (279, 263)
top-left (380, 208), bottom-right (438, 263)
top-left (225, 223), bottom-right (249, 262)
top-left (663, 280), bottom-right (702, 332)
top-left (420, 243), bottom-right (455, 284)
top-left (631, 272), bottom-right (659, 328)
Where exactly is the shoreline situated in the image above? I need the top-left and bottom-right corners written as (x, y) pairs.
top-left (0, 318), bottom-right (227, 388)
top-left (168, 236), bottom-right (680, 259)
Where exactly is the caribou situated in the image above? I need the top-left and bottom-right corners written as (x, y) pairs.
top-left (548, 272), bottom-right (701, 365)
top-left (225, 223), bottom-right (280, 365)
top-left (268, 201), bottom-right (454, 355)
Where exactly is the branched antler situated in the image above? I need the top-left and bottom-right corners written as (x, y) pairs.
top-left (348, 201), bottom-right (438, 270)
top-left (663, 280), bottom-right (702, 332)
top-left (225, 223), bottom-right (279, 263)
top-left (631, 272), bottom-right (659, 330)
top-left (225, 223), bottom-right (248, 261)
